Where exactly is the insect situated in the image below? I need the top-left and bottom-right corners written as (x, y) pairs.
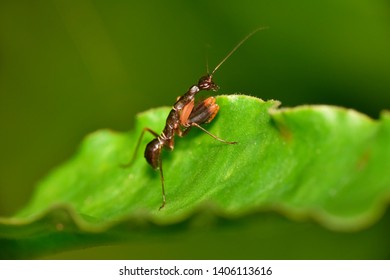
top-left (126, 27), bottom-right (266, 209)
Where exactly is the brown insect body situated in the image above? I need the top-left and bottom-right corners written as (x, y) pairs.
top-left (127, 28), bottom-right (266, 209)
top-left (146, 74), bottom-right (219, 169)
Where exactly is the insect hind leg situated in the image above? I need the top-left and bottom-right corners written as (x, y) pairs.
top-left (122, 127), bottom-right (159, 167)
top-left (158, 155), bottom-right (166, 210)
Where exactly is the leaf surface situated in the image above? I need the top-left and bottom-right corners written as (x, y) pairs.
top-left (1, 95), bottom-right (389, 258)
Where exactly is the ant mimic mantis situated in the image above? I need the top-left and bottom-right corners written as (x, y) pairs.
top-left (125, 27), bottom-right (267, 209)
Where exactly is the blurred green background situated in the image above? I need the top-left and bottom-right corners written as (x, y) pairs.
top-left (0, 0), bottom-right (389, 258)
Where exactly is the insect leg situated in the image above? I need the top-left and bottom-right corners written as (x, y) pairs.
top-left (176, 97), bottom-right (216, 138)
top-left (158, 155), bottom-right (166, 210)
top-left (143, 138), bottom-right (166, 209)
top-left (187, 97), bottom-right (237, 144)
top-left (188, 96), bottom-right (219, 124)
top-left (180, 99), bottom-right (194, 125)
top-left (122, 127), bottom-right (159, 167)
top-left (191, 122), bottom-right (237, 144)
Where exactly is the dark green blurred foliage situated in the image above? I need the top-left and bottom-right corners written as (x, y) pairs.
top-left (0, 0), bottom-right (389, 258)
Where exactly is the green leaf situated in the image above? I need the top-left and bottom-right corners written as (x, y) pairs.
top-left (1, 95), bottom-right (389, 258)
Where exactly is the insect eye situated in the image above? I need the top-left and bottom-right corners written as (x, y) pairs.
top-left (198, 75), bottom-right (215, 90)
top-left (201, 82), bottom-right (210, 89)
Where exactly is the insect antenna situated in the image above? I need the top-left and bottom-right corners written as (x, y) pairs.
top-left (210, 26), bottom-right (268, 77)
top-left (205, 45), bottom-right (210, 74)
top-left (206, 53), bottom-right (210, 75)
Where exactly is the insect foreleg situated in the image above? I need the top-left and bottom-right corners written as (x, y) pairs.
top-left (186, 97), bottom-right (237, 144)
top-left (188, 97), bottom-right (219, 125)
